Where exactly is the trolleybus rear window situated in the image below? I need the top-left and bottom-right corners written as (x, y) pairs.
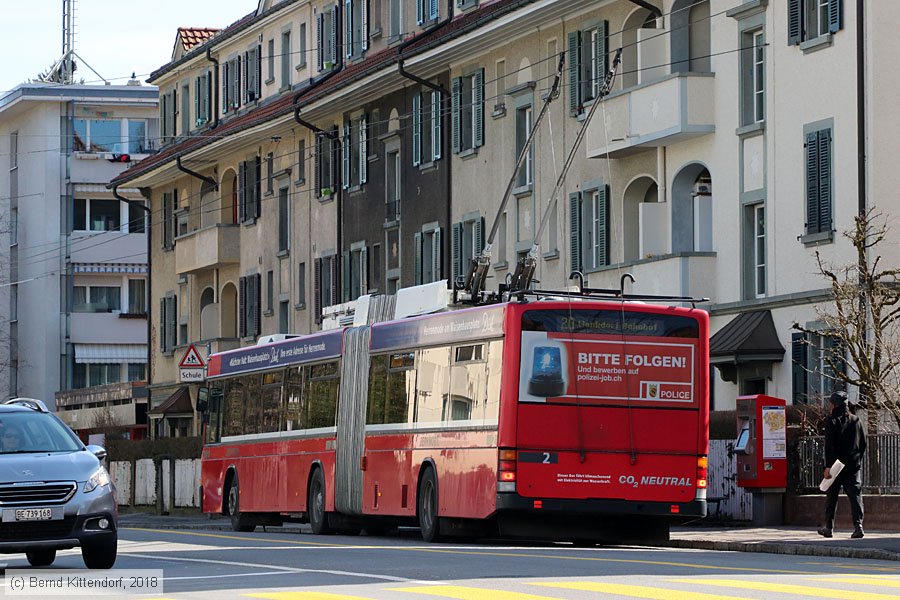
top-left (521, 310), bottom-right (699, 338)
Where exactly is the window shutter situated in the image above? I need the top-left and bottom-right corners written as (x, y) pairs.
top-left (256, 45), bottom-right (262, 98)
top-left (239, 276), bottom-right (247, 337)
top-left (233, 57), bottom-right (241, 109)
top-left (238, 161), bottom-right (247, 222)
top-left (817, 129), bottom-right (832, 236)
top-left (330, 256), bottom-right (339, 305)
top-left (253, 154), bottom-right (262, 219)
top-left (827, 335), bottom-right (847, 383)
top-left (412, 93), bottom-right (422, 166)
top-left (596, 21), bottom-right (609, 93)
top-left (569, 192), bottom-right (582, 272)
top-left (452, 222), bottom-right (463, 281)
top-left (568, 31), bottom-right (581, 115)
top-left (166, 295), bottom-right (177, 353)
top-left (361, 246), bottom-right (368, 294)
top-left (313, 259), bottom-right (322, 323)
top-left (343, 251), bottom-right (351, 301)
top-left (451, 77), bottom-right (462, 154)
top-left (361, 0), bottom-right (368, 51)
top-left (342, 121), bottom-right (351, 188)
top-left (791, 332), bottom-right (808, 403)
top-left (345, 0), bottom-right (353, 58)
top-left (360, 114), bottom-right (368, 184)
top-left (221, 62), bottom-right (229, 113)
top-left (315, 135), bottom-right (322, 196)
top-left (159, 298), bottom-right (167, 352)
top-left (417, 0), bottom-right (424, 25)
top-left (805, 132), bottom-right (820, 234)
top-left (194, 77), bottom-right (201, 127)
top-left (243, 51), bottom-right (250, 103)
top-left (330, 5), bottom-right (339, 65)
top-left (787, 0), bottom-right (802, 46)
top-left (171, 190), bottom-right (179, 246)
top-left (432, 90), bottom-right (442, 161)
top-left (475, 217), bottom-right (485, 253)
top-left (331, 128), bottom-right (341, 191)
top-left (317, 13), bottom-right (325, 70)
top-left (433, 227), bottom-right (442, 279)
top-left (828, 0), bottom-right (843, 33)
top-left (162, 192), bottom-right (171, 248)
top-left (598, 185), bottom-right (610, 267)
top-left (414, 232), bottom-right (423, 285)
top-left (473, 68), bottom-right (484, 148)
top-left (171, 88), bottom-right (178, 137)
top-left (254, 273), bottom-right (262, 337)
top-left (160, 94), bottom-right (167, 142)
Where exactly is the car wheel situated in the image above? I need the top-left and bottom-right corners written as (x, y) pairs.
top-left (26, 549), bottom-right (56, 567)
top-left (82, 534), bottom-right (117, 569)
top-left (418, 467), bottom-right (442, 542)
top-left (227, 473), bottom-right (255, 533)
top-left (308, 468), bottom-right (333, 535)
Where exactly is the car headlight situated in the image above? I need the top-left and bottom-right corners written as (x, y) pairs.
top-left (83, 466), bottom-right (111, 493)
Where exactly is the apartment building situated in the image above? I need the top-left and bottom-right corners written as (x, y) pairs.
top-left (0, 82), bottom-right (156, 410)
top-left (111, 0), bottom-right (900, 424)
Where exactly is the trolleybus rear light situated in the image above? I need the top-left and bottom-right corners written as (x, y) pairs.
top-left (498, 447), bottom-right (517, 483)
top-left (500, 471), bottom-right (516, 482)
top-left (697, 456), bottom-right (708, 488)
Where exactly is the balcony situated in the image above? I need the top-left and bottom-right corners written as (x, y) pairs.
top-left (587, 253), bottom-right (717, 302)
top-left (71, 312), bottom-right (146, 344)
top-left (586, 73), bottom-right (715, 159)
top-left (175, 224), bottom-right (240, 275)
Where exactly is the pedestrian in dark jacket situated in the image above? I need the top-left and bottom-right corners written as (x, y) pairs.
top-left (818, 390), bottom-right (867, 539)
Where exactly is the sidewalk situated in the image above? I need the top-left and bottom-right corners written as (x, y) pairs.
top-left (119, 513), bottom-right (900, 561)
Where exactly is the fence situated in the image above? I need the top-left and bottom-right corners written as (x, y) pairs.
top-left (109, 458), bottom-right (202, 509)
top-left (708, 439), bottom-right (753, 520)
top-left (797, 434), bottom-right (900, 493)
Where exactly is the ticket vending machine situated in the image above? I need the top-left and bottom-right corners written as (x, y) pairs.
top-left (735, 395), bottom-right (787, 525)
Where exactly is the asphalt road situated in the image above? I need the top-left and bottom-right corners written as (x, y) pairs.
top-left (2, 526), bottom-right (899, 599)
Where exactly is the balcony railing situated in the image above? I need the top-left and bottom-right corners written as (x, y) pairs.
top-left (175, 224), bottom-right (240, 275)
top-left (585, 252), bottom-right (717, 301)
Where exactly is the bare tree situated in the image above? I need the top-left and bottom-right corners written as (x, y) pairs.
top-left (793, 208), bottom-right (900, 433)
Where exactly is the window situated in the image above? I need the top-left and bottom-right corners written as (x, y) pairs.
top-left (788, 0), bottom-right (842, 45)
top-left (297, 138), bottom-right (306, 183)
top-left (792, 331), bottom-right (844, 403)
top-left (494, 59), bottom-right (506, 113)
top-left (279, 300), bottom-right (290, 332)
top-left (515, 104), bottom-right (534, 187)
top-left (239, 274), bottom-right (261, 338)
top-left (278, 187), bottom-right (290, 252)
top-left (370, 244), bottom-right (382, 292)
top-left (281, 30), bottom-right (292, 88)
top-left (128, 363), bottom-right (146, 382)
top-left (389, 0), bottom-right (402, 38)
top-left (314, 255), bottom-right (338, 321)
top-left (740, 28), bottom-right (765, 126)
top-left (73, 118), bottom-right (149, 153)
top-left (181, 83), bottom-right (191, 136)
top-left (267, 39), bottom-right (275, 81)
top-left (159, 89), bottom-right (177, 144)
top-left (413, 90), bottom-right (441, 165)
top-left (452, 70), bottom-right (484, 153)
top-left (161, 190), bottom-right (178, 249)
top-left (452, 215), bottom-right (484, 281)
top-left (222, 55), bottom-right (242, 112)
top-left (72, 363), bottom-right (121, 388)
top-left (345, 0), bottom-right (368, 58)
top-left (128, 279), bottom-right (146, 314)
top-left (10, 285), bottom-right (17, 322)
top-left (245, 45), bottom-right (261, 102)
top-left (315, 130), bottom-right (338, 197)
top-left (266, 152), bottom-right (274, 194)
top-left (74, 198), bottom-right (122, 232)
top-left (342, 115), bottom-right (368, 189)
top-left (195, 70), bottom-right (211, 127)
top-left (128, 201), bottom-right (146, 234)
top-left (367, 353), bottom-right (415, 425)
top-left (385, 148), bottom-right (401, 221)
top-left (343, 244), bottom-right (367, 302)
top-left (568, 21), bottom-right (609, 116)
top-left (318, 6), bottom-right (339, 71)
top-left (160, 294), bottom-right (177, 354)
top-left (297, 262), bottom-right (306, 308)
top-left (9, 131), bottom-right (17, 169)
top-left (239, 155), bottom-right (261, 222)
top-left (416, 0), bottom-right (439, 24)
top-left (267, 270), bottom-right (274, 314)
top-left (415, 224), bottom-right (442, 285)
top-left (298, 23), bottom-right (307, 68)
top-left (804, 124), bottom-right (833, 239)
top-left (752, 32), bottom-right (765, 123)
top-left (569, 186), bottom-right (610, 272)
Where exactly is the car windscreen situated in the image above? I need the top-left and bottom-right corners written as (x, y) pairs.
top-left (0, 413), bottom-right (83, 453)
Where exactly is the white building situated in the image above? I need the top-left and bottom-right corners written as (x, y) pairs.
top-left (0, 83), bottom-right (157, 408)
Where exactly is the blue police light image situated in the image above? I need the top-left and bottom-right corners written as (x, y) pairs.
top-left (527, 345), bottom-right (566, 397)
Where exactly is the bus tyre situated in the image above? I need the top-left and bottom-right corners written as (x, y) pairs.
top-left (418, 468), bottom-right (442, 543)
top-left (227, 474), bottom-right (255, 532)
top-left (308, 468), bottom-right (333, 535)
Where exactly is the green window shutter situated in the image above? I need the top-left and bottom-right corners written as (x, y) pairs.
top-left (345, 0), bottom-right (353, 58)
top-left (451, 77), bottom-right (462, 154)
top-left (313, 259), bottom-right (322, 324)
top-left (159, 298), bottom-right (167, 352)
top-left (805, 132), bottom-right (820, 234)
top-left (828, 0), bottom-right (843, 33)
top-left (596, 21), bottom-right (609, 91)
top-left (330, 255), bottom-right (340, 306)
top-left (791, 332), bottom-right (808, 403)
top-left (314, 135), bottom-right (322, 196)
top-left (342, 121), bottom-right (351, 188)
top-left (254, 273), bottom-right (262, 337)
top-left (412, 93), bottom-right (422, 166)
top-left (433, 227), bottom-right (442, 279)
top-left (239, 277), bottom-right (247, 337)
top-left (416, 0), bottom-right (424, 25)
top-left (166, 296), bottom-right (177, 352)
top-left (317, 13), bottom-right (325, 70)
top-left (569, 192), bottom-right (582, 273)
top-left (473, 68), bottom-right (484, 148)
top-left (343, 251), bottom-right (351, 302)
top-left (330, 5), bottom-right (339, 64)
top-left (475, 217), bottom-right (484, 254)
top-left (414, 232), bottom-right (423, 285)
top-left (171, 190), bottom-right (178, 246)
top-left (568, 31), bottom-right (581, 116)
top-left (452, 222), bottom-right (463, 282)
top-left (817, 129), bottom-right (832, 235)
top-left (361, 246), bottom-right (369, 294)
top-left (787, 0), bottom-right (802, 45)
top-left (194, 77), bottom-right (201, 128)
top-left (598, 185), bottom-right (610, 267)
top-left (432, 91), bottom-right (442, 161)
top-left (360, 115), bottom-right (368, 184)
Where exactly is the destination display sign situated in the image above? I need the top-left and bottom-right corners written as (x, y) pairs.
top-left (206, 330), bottom-right (343, 378)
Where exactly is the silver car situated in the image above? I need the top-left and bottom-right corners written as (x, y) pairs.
top-left (0, 398), bottom-right (117, 569)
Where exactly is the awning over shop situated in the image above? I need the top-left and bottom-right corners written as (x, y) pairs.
top-left (148, 387), bottom-right (193, 416)
top-left (74, 344), bottom-right (147, 364)
top-left (710, 310), bottom-right (786, 365)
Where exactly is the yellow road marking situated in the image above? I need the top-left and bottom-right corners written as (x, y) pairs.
top-left (124, 527), bottom-right (342, 547)
top-left (815, 577), bottom-right (900, 588)
top-left (801, 562), bottom-right (900, 572)
top-left (388, 586), bottom-right (553, 600)
top-left (246, 593), bottom-right (374, 600)
top-left (531, 581), bottom-right (748, 600)
top-left (670, 578), bottom-right (900, 600)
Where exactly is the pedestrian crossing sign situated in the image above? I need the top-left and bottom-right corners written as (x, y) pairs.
top-left (179, 344), bottom-right (206, 368)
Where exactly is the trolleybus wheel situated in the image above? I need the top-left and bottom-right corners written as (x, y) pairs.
top-left (418, 467), bottom-right (442, 542)
top-left (227, 473), bottom-right (256, 532)
top-left (308, 468), bottom-right (334, 535)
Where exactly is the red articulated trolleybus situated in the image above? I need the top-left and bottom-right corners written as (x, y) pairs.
top-left (200, 291), bottom-right (710, 542)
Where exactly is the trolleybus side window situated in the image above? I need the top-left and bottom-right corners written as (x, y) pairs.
top-left (260, 371), bottom-right (284, 434)
top-left (243, 375), bottom-right (263, 435)
top-left (367, 352), bottom-right (414, 425)
top-left (416, 347), bottom-right (451, 423)
top-left (284, 367), bottom-right (307, 431)
top-left (222, 377), bottom-right (247, 437)
top-left (206, 385), bottom-right (224, 444)
top-left (484, 340), bottom-right (502, 421)
top-left (447, 343), bottom-right (486, 421)
top-left (306, 361), bottom-right (340, 429)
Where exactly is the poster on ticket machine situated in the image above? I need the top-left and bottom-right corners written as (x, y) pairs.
top-left (518, 309), bottom-right (700, 407)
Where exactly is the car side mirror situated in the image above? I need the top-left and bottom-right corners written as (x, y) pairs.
top-left (86, 444), bottom-right (107, 461)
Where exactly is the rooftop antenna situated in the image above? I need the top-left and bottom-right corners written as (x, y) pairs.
top-left (37, 0), bottom-right (109, 85)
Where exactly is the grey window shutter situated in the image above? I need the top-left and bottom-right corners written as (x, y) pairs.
top-left (412, 93), bottom-right (422, 166)
top-left (596, 21), bottom-right (609, 91)
top-left (828, 0), bottom-right (842, 34)
top-left (345, 0), bottom-right (353, 58)
top-left (787, 0), bottom-right (802, 46)
top-left (221, 63), bottom-right (229, 113)
top-left (475, 217), bottom-right (484, 253)
top-left (159, 298), bottom-right (167, 352)
top-left (330, 5), bottom-right (339, 65)
top-left (315, 135), bottom-right (322, 196)
top-left (569, 192), bottom-right (582, 272)
top-left (451, 77), bottom-right (462, 154)
top-left (194, 77), bottom-right (201, 127)
top-left (162, 192), bottom-right (170, 248)
top-left (432, 91), bottom-right (442, 161)
top-left (171, 190), bottom-right (179, 245)
top-left (239, 276), bottom-right (247, 337)
top-left (805, 131), bottom-right (820, 234)
top-left (330, 256), bottom-right (339, 305)
top-left (473, 69), bottom-right (484, 148)
top-left (417, 0), bottom-right (424, 25)
top-left (598, 185), bottom-right (610, 267)
top-left (817, 129), bottom-right (832, 235)
top-left (171, 88), bottom-right (178, 137)
top-left (414, 232), bottom-right (423, 285)
top-left (238, 161), bottom-right (247, 221)
top-left (331, 129), bottom-right (341, 191)
top-left (361, 0), bottom-right (368, 51)
top-left (361, 246), bottom-right (369, 294)
top-left (254, 273), bottom-right (262, 337)
top-left (568, 31), bottom-right (581, 115)
top-left (234, 56), bottom-right (241, 109)
top-left (160, 94), bottom-right (167, 142)
top-left (253, 154), bottom-right (262, 219)
top-left (243, 51), bottom-right (249, 103)
top-left (452, 222), bottom-right (463, 281)
top-left (342, 251), bottom-right (351, 301)
top-left (433, 227), bottom-right (442, 279)
top-left (314, 259), bottom-right (322, 323)
top-left (342, 121), bottom-right (351, 188)
top-left (256, 44), bottom-right (262, 99)
top-left (317, 13), bottom-right (325, 70)
top-left (166, 296), bottom-right (177, 352)
top-left (360, 115), bottom-right (368, 184)
top-left (791, 332), bottom-right (808, 403)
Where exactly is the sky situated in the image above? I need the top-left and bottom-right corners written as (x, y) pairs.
top-left (0, 1), bottom-right (252, 94)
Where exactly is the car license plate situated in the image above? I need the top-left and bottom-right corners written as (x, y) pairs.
top-left (15, 508), bottom-right (53, 521)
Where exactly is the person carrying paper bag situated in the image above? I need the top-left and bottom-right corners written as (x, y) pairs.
top-left (817, 391), bottom-right (867, 539)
